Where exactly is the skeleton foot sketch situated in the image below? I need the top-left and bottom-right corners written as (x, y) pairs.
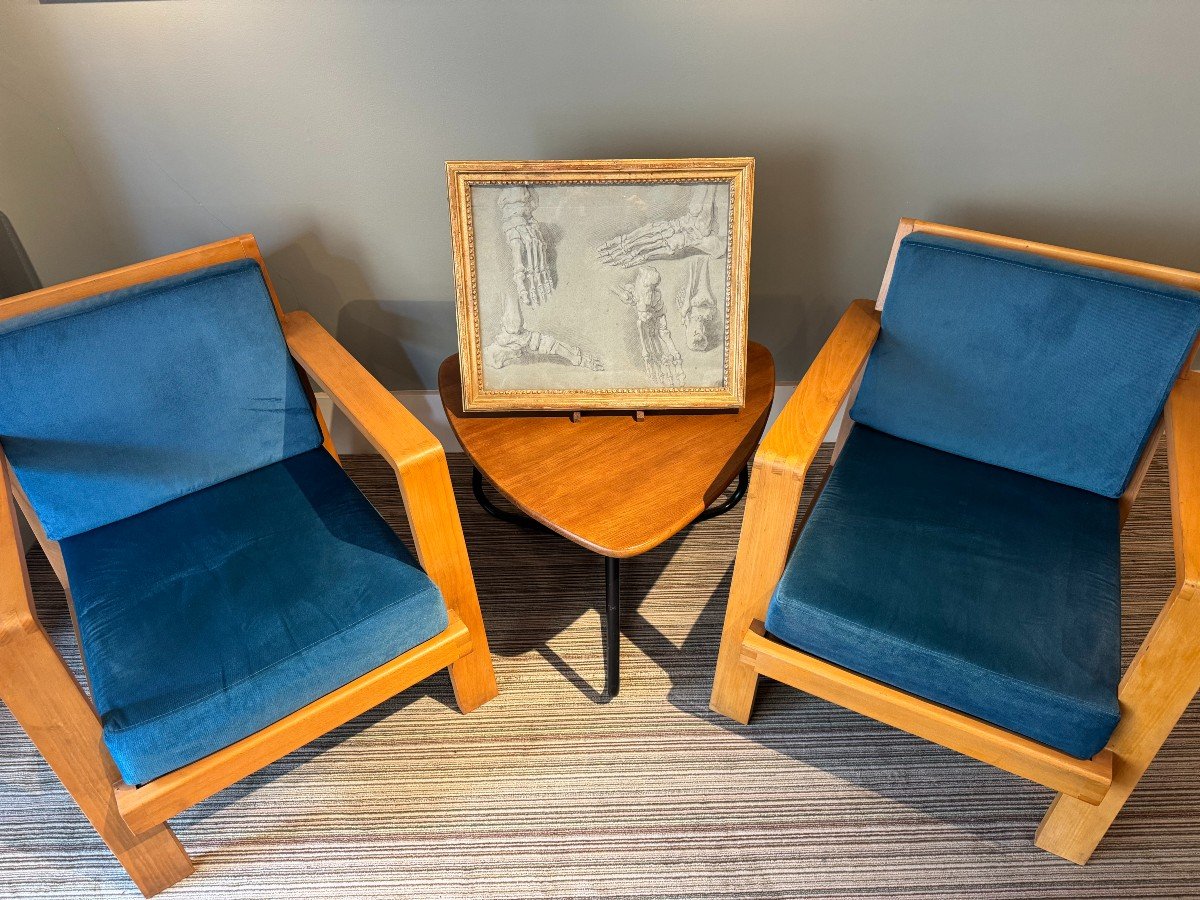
top-left (677, 257), bottom-right (720, 352)
top-left (597, 183), bottom-right (728, 268)
top-left (483, 291), bottom-right (603, 371)
top-left (497, 186), bottom-right (555, 306)
top-left (611, 267), bottom-right (684, 387)
top-left (463, 170), bottom-right (746, 406)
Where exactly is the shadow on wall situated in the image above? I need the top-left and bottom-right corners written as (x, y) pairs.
top-left (258, 138), bottom-right (902, 389)
top-left (265, 230), bottom-right (457, 394)
top-left (337, 298), bottom-right (457, 392)
top-left (261, 232), bottom-right (460, 472)
top-left (0, 213), bottom-right (42, 296)
top-left (742, 146), bottom-right (836, 371)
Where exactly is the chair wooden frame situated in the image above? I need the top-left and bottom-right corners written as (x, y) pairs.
top-left (710, 218), bottom-right (1200, 862)
top-left (0, 235), bottom-right (498, 895)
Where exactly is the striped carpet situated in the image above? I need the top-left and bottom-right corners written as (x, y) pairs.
top-left (1, 448), bottom-right (1198, 898)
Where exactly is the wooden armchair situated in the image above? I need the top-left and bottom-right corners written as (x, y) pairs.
top-left (0, 236), bottom-right (497, 895)
top-left (710, 219), bottom-right (1200, 863)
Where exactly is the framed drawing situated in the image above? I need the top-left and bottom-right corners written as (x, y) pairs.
top-left (447, 158), bottom-right (754, 412)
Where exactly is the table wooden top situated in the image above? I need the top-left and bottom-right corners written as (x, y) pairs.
top-left (438, 343), bottom-right (775, 557)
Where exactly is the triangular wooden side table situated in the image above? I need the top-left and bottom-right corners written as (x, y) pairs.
top-left (438, 343), bottom-right (775, 697)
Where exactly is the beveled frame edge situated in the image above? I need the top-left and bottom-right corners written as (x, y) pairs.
top-left (446, 157), bottom-right (754, 412)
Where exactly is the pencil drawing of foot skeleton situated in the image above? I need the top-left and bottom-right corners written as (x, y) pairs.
top-left (497, 185), bottom-right (555, 306)
top-left (483, 291), bottom-right (603, 370)
top-left (612, 267), bottom-right (684, 387)
top-left (677, 257), bottom-right (720, 352)
top-left (597, 183), bottom-right (728, 268)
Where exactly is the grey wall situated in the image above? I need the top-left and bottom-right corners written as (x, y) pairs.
top-left (2, 0), bottom-right (1199, 387)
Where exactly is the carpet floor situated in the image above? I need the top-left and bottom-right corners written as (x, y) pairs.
top-left (1, 448), bottom-right (1198, 898)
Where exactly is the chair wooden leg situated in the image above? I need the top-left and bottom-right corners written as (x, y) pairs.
top-left (711, 463), bottom-right (805, 724)
top-left (448, 641), bottom-right (498, 714)
top-left (1036, 581), bottom-right (1200, 864)
top-left (432, 511), bottom-right (498, 715)
top-left (1041, 377), bottom-right (1200, 863)
top-left (444, 548), bottom-right (498, 714)
top-left (710, 625), bottom-right (761, 724)
top-left (0, 625), bottom-right (194, 896)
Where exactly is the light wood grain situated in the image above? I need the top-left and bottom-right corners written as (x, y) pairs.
top-left (885, 218), bottom-right (1200, 297)
top-left (447, 157), bottom-right (754, 412)
top-left (1121, 420), bottom-right (1165, 526)
top-left (875, 218), bottom-right (915, 309)
top-left (0, 237), bottom-right (252, 323)
top-left (754, 301), bottom-right (880, 473)
top-left (0, 239), bottom-right (490, 893)
top-left (0, 454), bottom-right (36, 639)
top-left (283, 311), bottom-right (499, 712)
top-left (1171, 375), bottom-right (1200, 587)
top-left (10, 477), bottom-right (66, 586)
top-left (710, 301), bottom-right (879, 721)
top-left (1037, 372), bottom-right (1200, 861)
top-left (115, 614), bottom-right (474, 833)
top-left (0, 454), bottom-right (194, 898)
top-left (439, 343), bottom-right (775, 558)
top-left (716, 219), bottom-right (1200, 862)
top-left (742, 622), bottom-right (1113, 803)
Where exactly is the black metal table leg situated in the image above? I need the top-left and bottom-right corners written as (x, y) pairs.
top-left (474, 461), bottom-right (752, 702)
top-left (472, 466), bottom-right (538, 526)
top-left (603, 556), bottom-right (620, 697)
top-left (695, 464), bottom-right (750, 522)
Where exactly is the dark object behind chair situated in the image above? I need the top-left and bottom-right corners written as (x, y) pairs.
top-left (0, 213), bottom-right (41, 552)
top-left (0, 212), bottom-right (41, 298)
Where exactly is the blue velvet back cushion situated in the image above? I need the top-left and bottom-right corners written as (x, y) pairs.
top-left (0, 259), bottom-right (322, 539)
top-left (851, 234), bottom-right (1200, 497)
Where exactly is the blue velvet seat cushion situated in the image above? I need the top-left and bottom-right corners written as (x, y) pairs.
top-left (766, 425), bottom-right (1121, 760)
top-left (851, 233), bottom-right (1200, 498)
top-left (0, 259), bottom-right (322, 540)
top-left (60, 447), bottom-right (449, 785)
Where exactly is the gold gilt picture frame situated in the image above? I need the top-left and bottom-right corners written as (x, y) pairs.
top-left (447, 158), bottom-right (754, 412)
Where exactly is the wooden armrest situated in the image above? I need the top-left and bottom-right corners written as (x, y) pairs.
top-left (755, 299), bottom-right (880, 476)
top-left (282, 311), bottom-right (442, 472)
top-left (711, 299), bottom-right (882, 723)
top-left (1167, 370), bottom-right (1200, 588)
top-left (281, 312), bottom-right (495, 708)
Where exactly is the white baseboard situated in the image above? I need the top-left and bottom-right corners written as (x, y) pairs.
top-left (315, 383), bottom-right (845, 455)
